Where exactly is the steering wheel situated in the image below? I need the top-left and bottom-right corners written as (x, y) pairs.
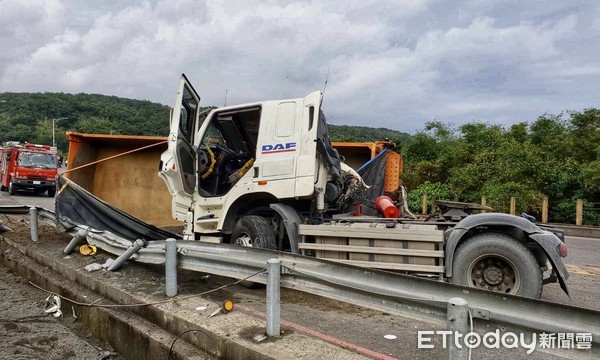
top-left (198, 144), bottom-right (216, 179)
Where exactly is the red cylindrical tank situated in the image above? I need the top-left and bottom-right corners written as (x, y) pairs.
top-left (375, 196), bottom-right (399, 218)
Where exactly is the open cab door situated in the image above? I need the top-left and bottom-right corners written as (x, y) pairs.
top-left (159, 74), bottom-right (201, 222)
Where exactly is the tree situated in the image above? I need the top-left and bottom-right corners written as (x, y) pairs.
top-left (33, 119), bottom-right (53, 145)
top-left (569, 108), bottom-right (600, 163)
top-left (75, 116), bottom-right (119, 134)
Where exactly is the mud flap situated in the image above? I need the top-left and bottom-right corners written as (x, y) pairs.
top-left (269, 203), bottom-right (302, 254)
top-left (529, 232), bottom-right (570, 296)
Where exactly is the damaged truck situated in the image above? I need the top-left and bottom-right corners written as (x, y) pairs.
top-left (155, 74), bottom-right (569, 299)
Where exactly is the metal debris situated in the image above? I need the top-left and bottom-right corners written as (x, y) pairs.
top-left (43, 294), bottom-right (62, 318)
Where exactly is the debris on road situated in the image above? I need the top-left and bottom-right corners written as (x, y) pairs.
top-left (80, 244), bottom-right (97, 256)
top-left (84, 258), bottom-right (114, 272)
top-left (43, 294), bottom-right (62, 318)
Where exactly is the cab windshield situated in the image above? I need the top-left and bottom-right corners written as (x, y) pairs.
top-left (17, 152), bottom-right (57, 169)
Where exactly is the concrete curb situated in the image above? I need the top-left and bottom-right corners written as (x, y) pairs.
top-left (550, 223), bottom-right (600, 239)
top-left (0, 237), bottom-right (210, 360)
top-left (0, 235), bottom-right (367, 360)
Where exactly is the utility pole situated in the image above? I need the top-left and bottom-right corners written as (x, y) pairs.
top-left (51, 117), bottom-right (68, 147)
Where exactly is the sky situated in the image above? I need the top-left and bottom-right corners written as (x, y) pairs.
top-left (1, 0), bottom-right (599, 133)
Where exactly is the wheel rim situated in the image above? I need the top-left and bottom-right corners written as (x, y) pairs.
top-left (233, 233), bottom-right (252, 247)
top-left (467, 255), bottom-right (520, 294)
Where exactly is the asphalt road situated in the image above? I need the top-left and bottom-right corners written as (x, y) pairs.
top-left (0, 188), bottom-right (55, 209)
top-left (0, 188), bottom-right (598, 359)
top-left (541, 235), bottom-right (600, 311)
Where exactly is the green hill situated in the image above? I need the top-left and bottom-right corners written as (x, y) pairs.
top-left (0, 92), bottom-right (171, 153)
top-left (329, 124), bottom-right (410, 143)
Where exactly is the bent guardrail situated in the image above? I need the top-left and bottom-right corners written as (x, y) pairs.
top-left (5, 205), bottom-right (600, 357)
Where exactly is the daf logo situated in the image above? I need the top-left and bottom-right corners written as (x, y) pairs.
top-left (261, 142), bottom-right (296, 154)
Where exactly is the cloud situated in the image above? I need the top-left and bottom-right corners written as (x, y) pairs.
top-left (0, 1), bottom-right (599, 132)
top-left (0, 0), bottom-right (65, 67)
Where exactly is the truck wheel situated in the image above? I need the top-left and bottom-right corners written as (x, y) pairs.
top-left (231, 215), bottom-right (277, 250)
top-left (8, 179), bottom-right (16, 195)
top-left (0, 185), bottom-right (6, 192)
top-left (450, 233), bottom-right (543, 298)
top-left (47, 187), bottom-right (56, 197)
top-left (231, 215), bottom-right (276, 288)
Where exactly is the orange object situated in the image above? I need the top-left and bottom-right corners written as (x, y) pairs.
top-left (65, 132), bottom-right (178, 227)
top-left (375, 196), bottom-right (399, 218)
top-left (352, 203), bottom-right (363, 217)
top-left (332, 141), bottom-right (403, 195)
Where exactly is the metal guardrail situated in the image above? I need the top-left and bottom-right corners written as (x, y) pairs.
top-left (4, 205), bottom-right (600, 357)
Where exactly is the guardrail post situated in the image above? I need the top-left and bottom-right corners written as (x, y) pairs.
top-left (266, 258), bottom-right (281, 338)
top-left (542, 197), bottom-right (548, 224)
top-left (576, 199), bottom-right (583, 226)
top-left (481, 196), bottom-right (486, 213)
top-left (29, 207), bottom-right (38, 242)
top-left (447, 297), bottom-right (469, 360)
top-left (165, 238), bottom-right (178, 297)
top-left (64, 229), bottom-right (89, 254)
top-left (422, 194), bottom-right (428, 215)
top-left (107, 239), bottom-right (144, 271)
top-left (510, 197), bottom-right (516, 215)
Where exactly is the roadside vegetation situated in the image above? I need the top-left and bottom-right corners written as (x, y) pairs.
top-left (399, 111), bottom-right (600, 225)
top-left (0, 92), bottom-right (597, 224)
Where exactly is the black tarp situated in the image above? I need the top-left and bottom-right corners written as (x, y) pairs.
top-left (356, 149), bottom-right (387, 215)
top-left (55, 176), bottom-right (181, 240)
top-left (316, 111), bottom-right (342, 187)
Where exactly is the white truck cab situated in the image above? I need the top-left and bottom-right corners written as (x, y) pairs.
top-left (159, 74), bottom-right (333, 240)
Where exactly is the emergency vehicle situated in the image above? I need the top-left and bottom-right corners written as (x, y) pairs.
top-left (0, 142), bottom-right (59, 197)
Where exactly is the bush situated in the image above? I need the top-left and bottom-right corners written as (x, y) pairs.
top-left (480, 182), bottom-right (542, 216)
top-left (406, 181), bottom-right (453, 214)
top-left (553, 199), bottom-right (600, 225)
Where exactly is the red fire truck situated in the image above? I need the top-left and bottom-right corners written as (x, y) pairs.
top-left (0, 142), bottom-right (59, 197)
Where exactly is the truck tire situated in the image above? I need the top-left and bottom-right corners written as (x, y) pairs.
top-left (449, 233), bottom-right (543, 298)
top-left (231, 215), bottom-right (277, 250)
top-left (8, 179), bottom-right (16, 196)
top-left (47, 187), bottom-right (56, 197)
top-left (231, 215), bottom-right (276, 288)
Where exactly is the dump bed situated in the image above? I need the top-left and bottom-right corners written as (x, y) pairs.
top-left (65, 132), bottom-right (178, 227)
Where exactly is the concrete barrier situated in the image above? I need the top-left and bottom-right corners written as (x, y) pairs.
top-left (550, 223), bottom-right (600, 239)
